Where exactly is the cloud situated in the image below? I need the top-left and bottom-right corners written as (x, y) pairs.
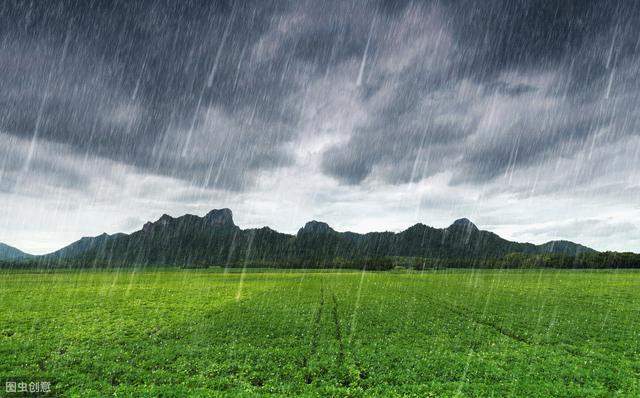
top-left (509, 218), bottom-right (640, 253)
top-left (0, 133), bottom-right (92, 195)
top-left (317, 1), bottom-right (640, 193)
top-left (5, 0), bottom-right (636, 193)
top-left (0, 1), bottom-right (303, 190)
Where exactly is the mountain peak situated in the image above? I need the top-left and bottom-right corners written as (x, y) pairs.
top-left (449, 218), bottom-right (479, 232)
top-left (538, 240), bottom-right (595, 255)
top-left (204, 208), bottom-right (236, 228)
top-left (142, 214), bottom-right (173, 231)
top-left (298, 220), bottom-right (335, 235)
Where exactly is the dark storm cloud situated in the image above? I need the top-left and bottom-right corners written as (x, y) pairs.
top-left (319, 0), bottom-right (640, 185)
top-left (0, 0), bottom-right (304, 189)
top-left (2, 0), bottom-right (640, 190)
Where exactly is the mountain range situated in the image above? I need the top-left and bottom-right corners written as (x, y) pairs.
top-left (0, 209), bottom-right (595, 266)
top-left (0, 242), bottom-right (33, 260)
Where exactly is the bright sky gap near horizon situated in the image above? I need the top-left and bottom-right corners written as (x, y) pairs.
top-left (1, 1), bottom-right (639, 254)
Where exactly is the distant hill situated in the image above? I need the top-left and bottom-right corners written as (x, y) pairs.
top-left (0, 243), bottom-right (33, 260)
top-left (33, 208), bottom-right (595, 267)
top-left (537, 240), bottom-right (594, 254)
top-left (45, 232), bottom-right (128, 259)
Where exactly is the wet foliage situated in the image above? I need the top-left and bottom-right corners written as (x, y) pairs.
top-left (1, 269), bottom-right (639, 397)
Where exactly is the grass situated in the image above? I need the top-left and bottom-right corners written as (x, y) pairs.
top-left (0, 268), bottom-right (639, 397)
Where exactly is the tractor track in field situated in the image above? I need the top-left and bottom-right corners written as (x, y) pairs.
top-left (302, 286), bottom-right (325, 369)
top-left (331, 292), bottom-right (345, 366)
top-left (434, 297), bottom-right (530, 344)
top-left (302, 287), bottom-right (367, 386)
top-left (423, 293), bottom-right (608, 361)
top-left (419, 291), bottom-right (544, 346)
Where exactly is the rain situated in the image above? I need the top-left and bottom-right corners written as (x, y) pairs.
top-left (0, 1), bottom-right (639, 396)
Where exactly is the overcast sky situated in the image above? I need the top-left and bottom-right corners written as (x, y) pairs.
top-left (1, 0), bottom-right (639, 254)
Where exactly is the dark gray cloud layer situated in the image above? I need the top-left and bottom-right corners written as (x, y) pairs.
top-left (320, 1), bottom-right (640, 185)
top-left (1, 0), bottom-right (296, 189)
top-left (1, 0), bottom-right (639, 191)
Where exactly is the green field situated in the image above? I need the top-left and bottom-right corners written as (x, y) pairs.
top-left (1, 269), bottom-right (639, 397)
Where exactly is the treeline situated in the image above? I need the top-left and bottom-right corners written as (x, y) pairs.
top-left (1, 251), bottom-right (639, 270)
top-left (407, 252), bottom-right (640, 269)
top-left (491, 251), bottom-right (640, 269)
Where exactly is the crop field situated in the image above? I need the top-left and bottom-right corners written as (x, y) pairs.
top-left (0, 269), bottom-right (639, 397)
